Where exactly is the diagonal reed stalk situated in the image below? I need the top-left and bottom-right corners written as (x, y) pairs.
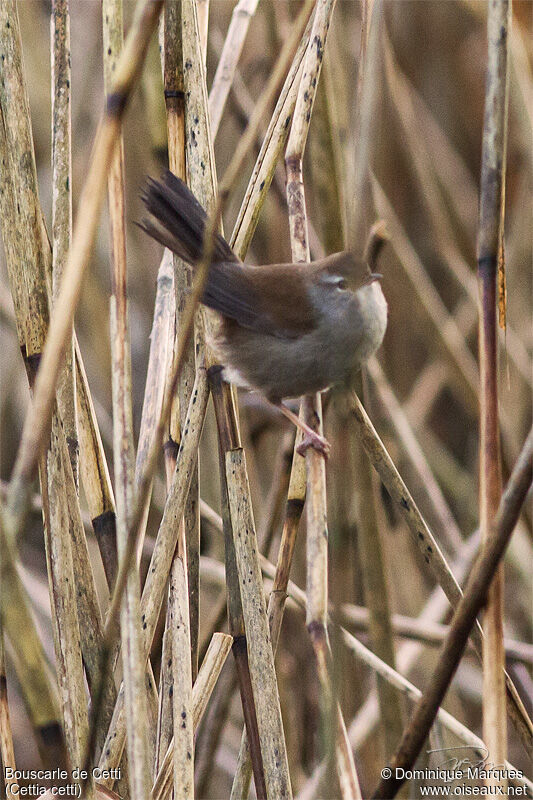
top-left (373, 426), bottom-right (532, 799)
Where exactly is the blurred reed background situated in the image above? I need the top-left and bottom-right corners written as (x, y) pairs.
top-left (0, 1), bottom-right (531, 798)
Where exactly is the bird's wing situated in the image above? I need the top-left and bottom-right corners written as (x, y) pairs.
top-left (204, 262), bottom-right (319, 339)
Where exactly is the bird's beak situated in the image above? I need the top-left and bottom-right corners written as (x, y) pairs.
top-left (363, 272), bottom-right (382, 286)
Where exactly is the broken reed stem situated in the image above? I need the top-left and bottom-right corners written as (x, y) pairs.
top-left (104, 1), bottom-right (150, 796)
top-left (5, 0), bottom-right (164, 545)
top-left (51, 0), bottom-right (78, 490)
top-left (373, 426), bottom-right (532, 800)
top-left (208, 0), bottom-right (260, 139)
top-left (226, 448), bottom-right (292, 800)
top-left (285, 2), bottom-right (361, 797)
top-left (209, 368), bottom-right (268, 800)
top-left (75, 340), bottom-right (118, 587)
top-left (152, 632), bottom-right (233, 800)
top-left (94, 367), bottom-right (209, 783)
top-left (477, 0), bottom-right (511, 785)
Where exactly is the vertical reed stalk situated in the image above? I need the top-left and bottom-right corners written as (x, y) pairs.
top-left (477, 0), bottom-right (511, 787)
top-left (104, 2), bottom-right (150, 796)
top-left (285, 2), bottom-right (361, 796)
top-left (51, 0), bottom-right (78, 490)
top-left (164, 0), bottom-right (201, 680)
top-left (209, 0), bottom-right (260, 139)
top-left (5, 0), bottom-right (164, 545)
top-left (226, 448), bottom-right (293, 799)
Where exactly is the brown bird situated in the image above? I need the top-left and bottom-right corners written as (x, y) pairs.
top-left (139, 171), bottom-right (388, 455)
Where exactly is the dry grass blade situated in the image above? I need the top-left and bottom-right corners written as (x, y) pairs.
top-left (373, 427), bottom-right (532, 799)
top-left (477, 0), bottom-right (511, 787)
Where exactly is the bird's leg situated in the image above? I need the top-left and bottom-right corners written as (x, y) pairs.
top-left (274, 402), bottom-right (331, 458)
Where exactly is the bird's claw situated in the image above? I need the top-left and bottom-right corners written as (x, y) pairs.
top-left (296, 432), bottom-right (331, 459)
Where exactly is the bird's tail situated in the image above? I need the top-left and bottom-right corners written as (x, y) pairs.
top-left (139, 171), bottom-right (237, 266)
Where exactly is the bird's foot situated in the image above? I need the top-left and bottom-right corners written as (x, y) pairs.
top-left (296, 431), bottom-right (331, 459)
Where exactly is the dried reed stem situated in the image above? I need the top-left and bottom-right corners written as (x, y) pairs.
top-left (42, 419), bottom-right (88, 769)
top-left (104, 1), bottom-right (150, 796)
top-left (51, 0), bottom-right (78, 489)
top-left (5, 0), bottom-right (164, 543)
top-left (152, 632), bottom-right (233, 800)
top-left (285, 2), bottom-right (361, 797)
top-left (75, 341), bottom-right (118, 587)
top-left (367, 357), bottom-right (463, 554)
top-left (477, 0), bottom-right (511, 785)
top-left (251, 548), bottom-right (532, 797)
top-left (96, 368), bottom-right (209, 782)
top-left (209, 0), bottom-right (260, 139)
top-left (230, 434), bottom-right (305, 799)
top-left (0, 507), bottom-right (65, 768)
top-left (166, 0), bottom-right (201, 681)
top-left (168, 543), bottom-right (194, 798)
top-left (373, 427), bottom-right (532, 799)
top-left (339, 604), bottom-right (533, 665)
top-left (0, 624), bottom-right (16, 800)
top-left (226, 448), bottom-right (292, 799)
